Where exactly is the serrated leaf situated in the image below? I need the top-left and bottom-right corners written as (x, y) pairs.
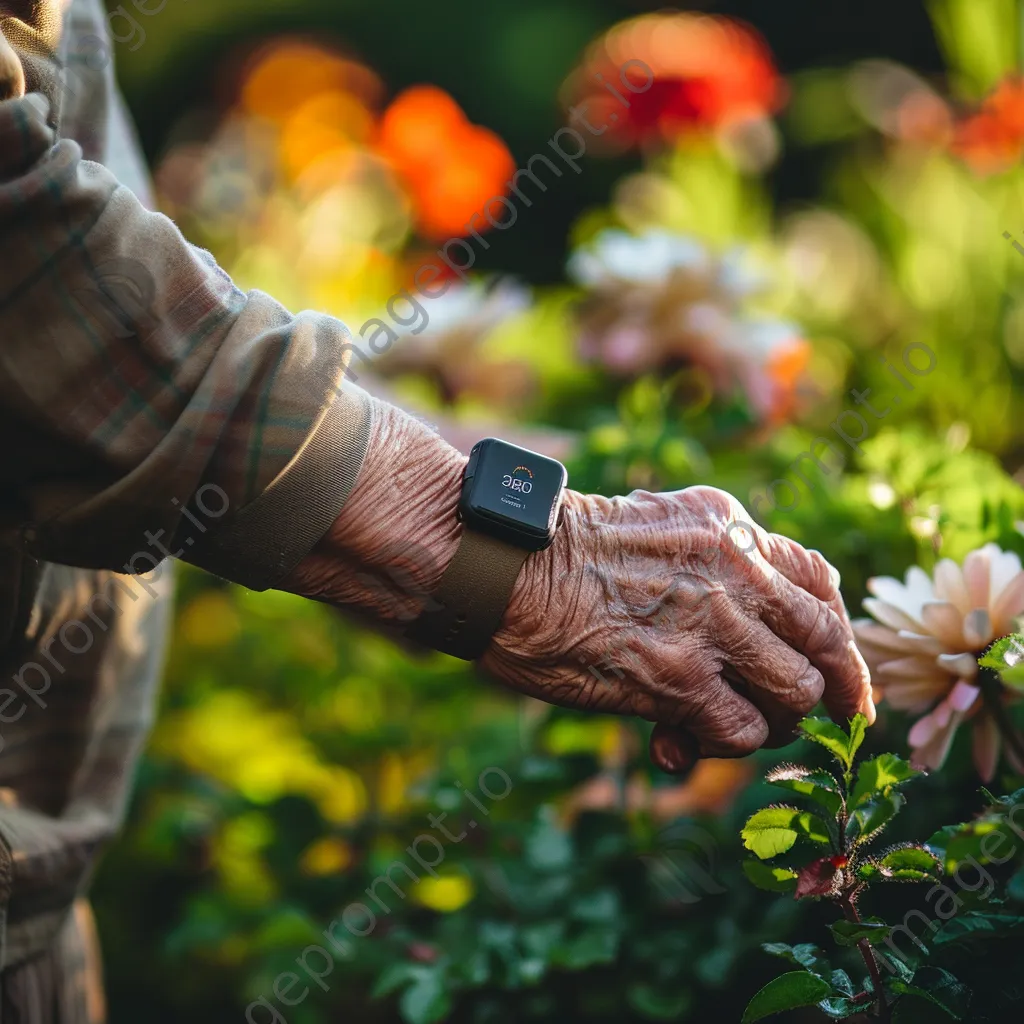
top-left (890, 966), bottom-right (970, 1020)
top-left (761, 943), bottom-right (828, 973)
top-left (847, 713), bottom-right (868, 762)
top-left (742, 806), bottom-right (832, 859)
top-left (799, 718), bottom-right (855, 770)
top-left (857, 860), bottom-right (883, 882)
top-left (741, 972), bottom-right (832, 1023)
top-left (850, 754), bottom-right (920, 809)
top-left (979, 635), bottom-right (1024, 689)
top-left (979, 634), bottom-right (1024, 671)
top-left (830, 918), bottom-right (892, 947)
top-left (879, 845), bottom-right (942, 875)
top-left (765, 764), bottom-right (844, 816)
top-left (744, 860), bottom-right (799, 893)
top-left (851, 791), bottom-right (905, 846)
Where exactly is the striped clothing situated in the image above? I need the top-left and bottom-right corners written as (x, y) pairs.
top-left (0, 0), bottom-right (370, 1017)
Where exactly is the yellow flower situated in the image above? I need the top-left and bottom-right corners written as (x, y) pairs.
top-left (411, 873), bottom-right (475, 913)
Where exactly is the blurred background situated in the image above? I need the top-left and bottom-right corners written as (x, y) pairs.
top-left (95, 1), bottom-right (1024, 1021)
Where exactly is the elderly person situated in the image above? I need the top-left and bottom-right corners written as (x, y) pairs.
top-left (0, 2), bottom-right (872, 1020)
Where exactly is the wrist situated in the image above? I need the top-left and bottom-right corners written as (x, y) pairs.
top-left (283, 398), bottom-right (466, 623)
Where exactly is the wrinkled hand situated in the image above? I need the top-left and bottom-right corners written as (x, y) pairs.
top-left (482, 485), bottom-right (873, 772)
top-left (283, 402), bottom-right (873, 773)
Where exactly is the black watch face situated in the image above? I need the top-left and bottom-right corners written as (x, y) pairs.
top-left (461, 439), bottom-right (567, 549)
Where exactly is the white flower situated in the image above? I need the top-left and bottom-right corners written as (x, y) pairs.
top-left (853, 543), bottom-right (1024, 780)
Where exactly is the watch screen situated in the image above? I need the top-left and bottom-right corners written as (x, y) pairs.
top-left (464, 439), bottom-right (567, 542)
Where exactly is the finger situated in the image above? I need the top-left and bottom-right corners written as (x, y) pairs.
top-left (661, 666), bottom-right (770, 758)
top-left (709, 594), bottom-right (825, 717)
top-left (756, 531), bottom-right (840, 604)
top-left (759, 577), bottom-right (875, 725)
top-left (649, 723), bottom-right (700, 776)
top-left (722, 664), bottom-right (803, 749)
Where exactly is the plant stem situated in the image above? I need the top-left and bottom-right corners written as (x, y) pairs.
top-left (839, 893), bottom-right (889, 1022)
top-left (978, 666), bottom-right (1024, 771)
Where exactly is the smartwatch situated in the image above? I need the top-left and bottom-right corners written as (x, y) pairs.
top-left (406, 438), bottom-right (568, 659)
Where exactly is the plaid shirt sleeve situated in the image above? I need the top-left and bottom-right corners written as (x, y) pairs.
top-left (0, 93), bottom-right (373, 590)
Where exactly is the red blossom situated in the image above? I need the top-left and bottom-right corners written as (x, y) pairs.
top-left (563, 13), bottom-right (786, 152)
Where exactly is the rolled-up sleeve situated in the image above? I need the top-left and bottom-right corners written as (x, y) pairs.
top-left (0, 94), bottom-right (372, 590)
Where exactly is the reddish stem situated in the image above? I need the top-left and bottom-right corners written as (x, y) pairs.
top-left (839, 892), bottom-right (889, 1022)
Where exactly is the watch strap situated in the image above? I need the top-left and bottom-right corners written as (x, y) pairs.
top-left (406, 528), bottom-right (530, 659)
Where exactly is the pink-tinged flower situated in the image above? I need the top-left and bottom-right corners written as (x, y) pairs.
top-left (569, 228), bottom-right (810, 422)
top-left (853, 544), bottom-right (1024, 780)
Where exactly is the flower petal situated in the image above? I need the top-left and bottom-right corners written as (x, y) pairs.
top-left (882, 678), bottom-right (951, 711)
top-left (962, 608), bottom-right (993, 649)
top-left (991, 570), bottom-right (1024, 633)
top-left (863, 597), bottom-right (924, 633)
top-left (936, 652), bottom-right (979, 678)
top-left (962, 546), bottom-right (995, 612)
top-left (989, 549), bottom-right (1022, 603)
top-left (867, 576), bottom-right (927, 625)
top-left (919, 601), bottom-right (966, 648)
top-left (852, 619), bottom-right (908, 651)
top-left (948, 679), bottom-right (981, 713)
top-left (877, 656), bottom-right (945, 680)
top-left (909, 706), bottom-right (964, 771)
top-left (933, 558), bottom-right (971, 615)
top-left (895, 630), bottom-right (946, 655)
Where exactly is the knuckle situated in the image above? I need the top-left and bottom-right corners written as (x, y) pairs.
top-left (792, 665), bottom-right (826, 712)
top-left (805, 600), bottom-right (837, 654)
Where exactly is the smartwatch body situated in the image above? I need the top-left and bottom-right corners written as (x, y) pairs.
top-left (406, 438), bottom-right (567, 658)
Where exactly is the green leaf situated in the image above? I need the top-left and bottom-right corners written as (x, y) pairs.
top-left (765, 764), bottom-right (844, 816)
top-left (851, 791), bottom-right (905, 845)
top-left (372, 963), bottom-right (422, 1000)
top-left (830, 918), bottom-right (892, 947)
top-left (741, 972), bottom-right (832, 1023)
top-left (847, 713), bottom-right (868, 762)
top-left (829, 970), bottom-right (855, 997)
top-left (979, 634), bottom-right (1024, 671)
top-left (799, 718), bottom-right (855, 770)
top-left (818, 996), bottom-right (870, 1019)
top-left (890, 966), bottom-right (971, 1021)
top-left (933, 912), bottom-right (1024, 947)
top-left (742, 806), bottom-right (832, 859)
top-left (979, 635), bottom-right (1024, 689)
top-left (761, 943), bottom-right (828, 973)
top-left (627, 983), bottom-right (691, 1020)
top-left (553, 926), bottom-right (619, 969)
top-left (850, 754), bottom-right (920, 809)
top-left (744, 860), bottom-right (799, 893)
top-left (880, 845), bottom-right (942, 872)
top-left (399, 970), bottom-right (452, 1024)
top-left (877, 845), bottom-right (942, 879)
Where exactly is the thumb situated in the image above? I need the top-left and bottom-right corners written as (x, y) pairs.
top-left (649, 723), bottom-right (700, 777)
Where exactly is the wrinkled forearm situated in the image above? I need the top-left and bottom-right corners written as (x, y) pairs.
top-left (281, 396), bottom-right (466, 624)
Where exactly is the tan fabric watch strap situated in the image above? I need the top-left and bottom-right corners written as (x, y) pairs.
top-left (406, 529), bottom-right (530, 659)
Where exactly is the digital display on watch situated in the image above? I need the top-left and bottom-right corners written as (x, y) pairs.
top-left (460, 439), bottom-right (567, 549)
